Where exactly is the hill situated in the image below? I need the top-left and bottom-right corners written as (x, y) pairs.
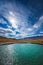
top-left (0, 36), bottom-right (43, 45)
top-left (22, 36), bottom-right (43, 40)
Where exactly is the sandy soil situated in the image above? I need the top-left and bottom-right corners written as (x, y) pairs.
top-left (0, 38), bottom-right (43, 45)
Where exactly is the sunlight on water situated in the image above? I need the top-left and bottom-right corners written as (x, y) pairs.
top-left (0, 43), bottom-right (43, 65)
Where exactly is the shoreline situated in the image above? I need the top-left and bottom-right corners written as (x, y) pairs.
top-left (0, 38), bottom-right (43, 45)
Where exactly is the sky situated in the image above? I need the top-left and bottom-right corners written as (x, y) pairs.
top-left (0, 0), bottom-right (43, 39)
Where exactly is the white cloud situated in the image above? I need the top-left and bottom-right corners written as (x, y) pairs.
top-left (33, 24), bottom-right (39, 28)
top-left (39, 16), bottom-right (43, 21)
top-left (7, 14), bottom-right (43, 39)
top-left (0, 15), bottom-right (43, 39)
top-left (0, 18), bottom-right (7, 24)
top-left (40, 31), bottom-right (43, 33)
top-left (27, 28), bottom-right (33, 31)
top-left (8, 15), bottom-right (18, 28)
top-left (0, 27), bottom-right (16, 38)
top-left (0, 2), bottom-right (43, 39)
top-left (9, 11), bottom-right (14, 16)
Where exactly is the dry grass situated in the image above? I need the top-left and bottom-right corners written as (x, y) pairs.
top-left (0, 38), bottom-right (43, 45)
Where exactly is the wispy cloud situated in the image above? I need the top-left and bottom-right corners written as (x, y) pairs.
top-left (0, 27), bottom-right (16, 38)
top-left (0, 18), bottom-right (7, 24)
top-left (0, 1), bottom-right (43, 39)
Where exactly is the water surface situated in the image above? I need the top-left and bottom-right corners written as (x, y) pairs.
top-left (0, 43), bottom-right (43, 65)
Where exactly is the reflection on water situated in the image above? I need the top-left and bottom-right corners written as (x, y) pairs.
top-left (0, 43), bottom-right (43, 65)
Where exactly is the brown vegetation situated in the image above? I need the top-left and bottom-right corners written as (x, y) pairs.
top-left (0, 36), bottom-right (43, 45)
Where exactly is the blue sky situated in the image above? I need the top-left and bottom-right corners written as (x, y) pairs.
top-left (0, 0), bottom-right (43, 39)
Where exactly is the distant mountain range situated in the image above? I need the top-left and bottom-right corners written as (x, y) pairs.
top-left (0, 36), bottom-right (17, 40)
top-left (0, 36), bottom-right (43, 40)
top-left (0, 36), bottom-right (43, 45)
top-left (22, 36), bottom-right (43, 40)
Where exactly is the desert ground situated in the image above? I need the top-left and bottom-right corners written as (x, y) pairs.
top-left (0, 37), bottom-right (43, 45)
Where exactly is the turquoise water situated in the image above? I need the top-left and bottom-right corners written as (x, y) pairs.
top-left (0, 43), bottom-right (43, 65)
